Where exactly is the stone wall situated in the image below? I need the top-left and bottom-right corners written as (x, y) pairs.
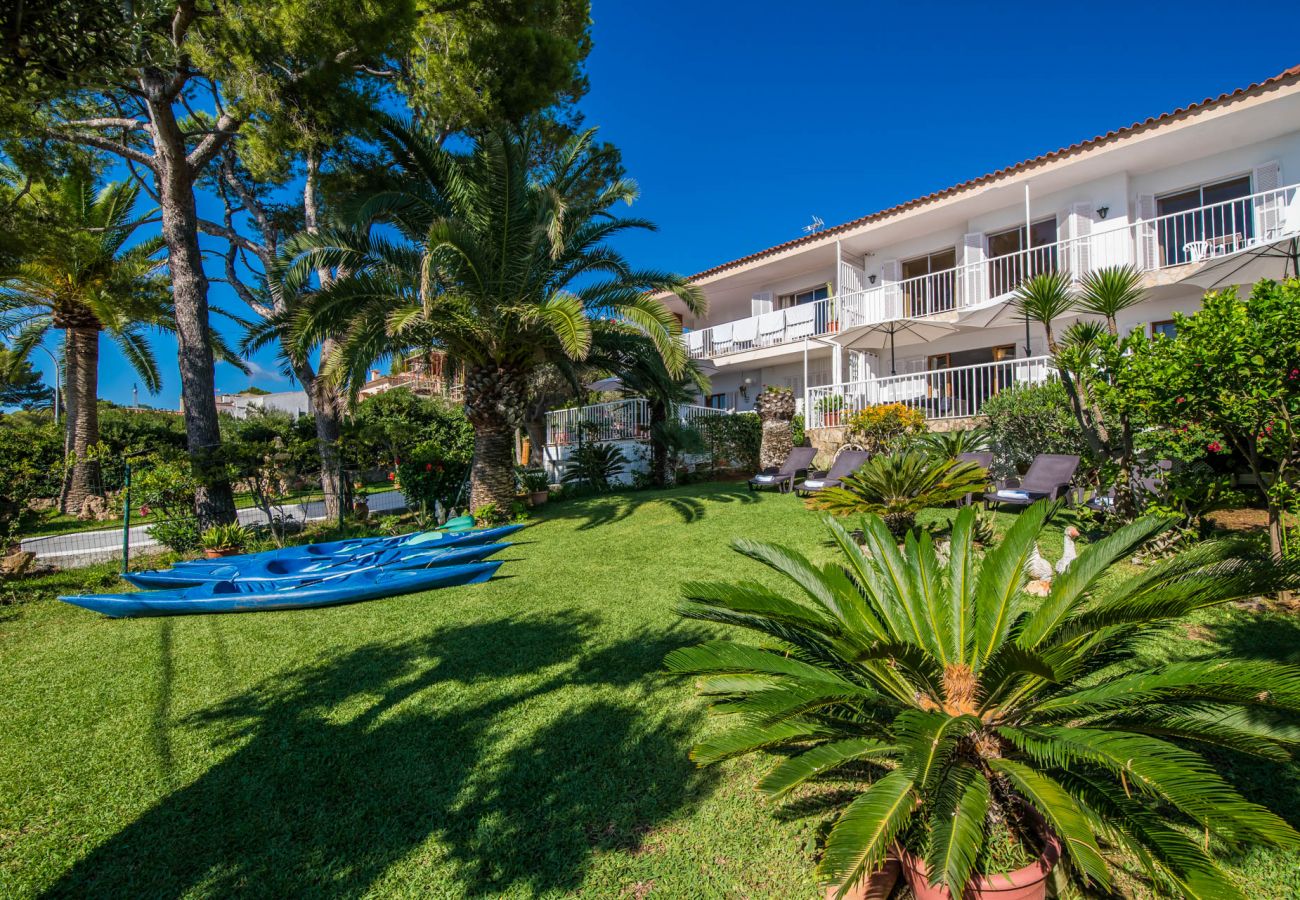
top-left (808, 417), bottom-right (986, 464)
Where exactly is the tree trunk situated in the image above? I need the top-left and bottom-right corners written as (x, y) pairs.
top-left (650, 402), bottom-right (669, 487)
top-left (301, 159), bottom-right (346, 522)
top-left (58, 326), bottom-right (101, 515)
top-left (146, 94), bottom-right (235, 528)
top-left (464, 364), bottom-right (526, 511)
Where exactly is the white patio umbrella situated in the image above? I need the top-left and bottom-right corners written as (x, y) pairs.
top-left (1173, 235), bottom-right (1300, 291)
top-left (851, 318), bottom-right (958, 375)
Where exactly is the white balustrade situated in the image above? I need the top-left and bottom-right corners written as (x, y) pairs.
top-left (805, 356), bottom-right (1056, 429)
top-left (546, 400), bottom-right (731, 445)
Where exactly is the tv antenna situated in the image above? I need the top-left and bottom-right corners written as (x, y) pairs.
top-left (802, 215), bottom-right (825, 235)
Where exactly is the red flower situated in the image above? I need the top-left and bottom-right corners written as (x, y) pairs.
top-left (425, 463), bottom-right (433, 472)
top-left (387, 472), bottom-right (396, 481)
top-left (1267, 423), bottom-right (1275, 433)
top-left (1208, 441), bottom-right (1223, 453)
top-left (139, 505), bottom-right (151, 517)
top-left (1175, 396), bottom-right (1185, 404)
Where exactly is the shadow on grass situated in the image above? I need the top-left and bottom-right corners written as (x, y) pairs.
top-left (541, 481), bottom-right (762, 530)
top-left (42, 613), bottom-right (713, 898)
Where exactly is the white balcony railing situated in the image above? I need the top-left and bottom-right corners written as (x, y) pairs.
top-left (685, 183), bottom-right (1300, 360)
top-left (805, 355), bottom-right (1056, 428)
top-left (545, 399), bottom-right (729, 446)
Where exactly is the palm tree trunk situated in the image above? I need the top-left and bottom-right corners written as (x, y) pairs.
top-left (465, 364), bottom-right (526, 511)
top-left (650, 402), bottom-right (669, 487)
top-left (58, 326), bottom-right (101, 515)
top-left (147, 90), bottom-right (237, 528)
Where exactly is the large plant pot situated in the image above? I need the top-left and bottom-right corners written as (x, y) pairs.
top-left (824, 856), bottom-right (901, 900)
top-left (529, 490), bottom-right (549, 507)
top-left (203, 548), bottom-right (240, 559)
top-left (899, 828), bottom-right (1061, 900)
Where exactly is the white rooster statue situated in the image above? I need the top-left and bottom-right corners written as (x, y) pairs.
top-left (1056, 526), bottom-right (1080, 575)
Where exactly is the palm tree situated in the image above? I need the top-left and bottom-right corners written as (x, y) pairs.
top-left (807, 451), bottom-right (990, 536)
top-left (667, 504), bottom-right (1300, 898)
top-left (582, 326), bottom-right (709, 486)
top-left (1075, 264), bottom-right (1145, 336)
top-left (279, 119), bottom-right (703, 509)
top-left (1011, 270), bottom-right (1075, 353)
top-left (0, 176), bottom-right (171, 513)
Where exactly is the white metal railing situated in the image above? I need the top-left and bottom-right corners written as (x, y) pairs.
top-left (685, 183), bottom-right (1300, 360)
top-left (546, 399), bottom-right (730, 445)
top-left (805, 355), bottom-right (1056, 428)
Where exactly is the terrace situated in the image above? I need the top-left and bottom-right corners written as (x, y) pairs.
top-left (685, 183), bottom-right (1300, 360)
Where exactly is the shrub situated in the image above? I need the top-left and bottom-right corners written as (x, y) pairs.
top-left (516, 467), bottom-right (550, 493)
top-left (0, 412), bottom-right (62, 528)
top-left (667, 504), bottom-right (1300, 897)
top-left (698, 412), bottom-right (761, 472)
top-left (396, 440), bottom-right (472, 515)
top-left (981, 381), bottom-right (1084, 479)
top-left (791, 413), bottom-right (806, 448)
top-left (845, 403), bottom-right (925, 454)
top-left (132, 456), bottom-right (201, 552)
top-left (807, 451), bottom-right (990, 537)
top-left (344, 388), bottom-right (473, 474)
top-left (200, 523), bottom-right (251, 552)
top-left (916, 426), bottom-right (990, 460)
top-left (561, 443), bottom-right (628, 493)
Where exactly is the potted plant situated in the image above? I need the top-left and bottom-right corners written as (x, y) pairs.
top-left (816, 393), bottom-right (845, 427)
top-left (200, 523), bottom-right (251, 558)
top-left (666, 503), bottom-right (1300, 899)
top-left (519, 467), bottom-right (551, 506)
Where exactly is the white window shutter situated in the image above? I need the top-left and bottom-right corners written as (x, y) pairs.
top-left (1254, 161), bottom-right (1283, 239)
top-left (961, 232), bottom-right (986, 307)
top-left (879, 259), bottom-right (901, 320)
top-left (751, 291), bottom-right (774, 317)
top-left (1068, 202), bottom-right (1093, 277)
top-left (1136, 194), bottom-right (1158, 270)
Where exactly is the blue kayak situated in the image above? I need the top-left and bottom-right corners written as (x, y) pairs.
top-left (60, 560), bottom-right (502, 618)
top-left (122, 542), bottom-right (512, 589)
top-left (170, 524), bottom-right (525, 570)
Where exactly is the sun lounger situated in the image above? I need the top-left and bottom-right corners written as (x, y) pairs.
top-left (983, 453), bottom-right (1080, 509)
top-left (795, 449), bottom-right (870, 496)
top-left (749, 446), bottom-right (817, 494)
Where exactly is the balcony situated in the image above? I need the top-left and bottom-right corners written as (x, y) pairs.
top-left (805, 355), bottom-right (1056, 429)
top-left (685, 183), bottom-right (1300, 360)
top-left (545, 399), bottom-right (729, 446)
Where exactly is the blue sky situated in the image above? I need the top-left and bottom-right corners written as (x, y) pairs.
top-left (31, 0), bottom-right (1300, 408)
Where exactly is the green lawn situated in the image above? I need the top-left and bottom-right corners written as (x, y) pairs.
top-left (2, 482), bottom-right (1299, 898)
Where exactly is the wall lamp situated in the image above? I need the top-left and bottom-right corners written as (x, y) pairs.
top-left (868, 274), bottom-right (878, 285)
top-left (1097, 206), bottom-right (1110, 220)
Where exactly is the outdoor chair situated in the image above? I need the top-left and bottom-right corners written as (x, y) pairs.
top-left (795, 449), bottom-right (870, 496)
top-left (983, 453), bottom-right (1080, 509)
top-left (749, 446), bottom-right (817, 494)
top-left (955, 452), bottom-right (994, 506)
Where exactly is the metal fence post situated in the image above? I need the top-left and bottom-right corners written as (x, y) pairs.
top-left (121, 460), bottom-right (131, 573)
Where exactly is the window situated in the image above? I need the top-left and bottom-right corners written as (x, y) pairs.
top-left (1151, 320), bottom-right (1177, 340)
top-left (784, 285), bottom-right (829, 307)
top-left (986, 218), bottom-right (1058, 298)
top-left (705, 392), bottom-right (729, 410)
top-left (901, 248), bottom-right (957, 315)
top-left (1155, 175), bottom-right (1253, 265)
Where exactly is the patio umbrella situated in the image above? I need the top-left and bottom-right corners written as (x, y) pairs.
top-left (1173, 235), bottom-right (1300, 291)
top-left (585, 375), bottom-right (623, 392)
top-left (852, 318), bottom-right (958, 375)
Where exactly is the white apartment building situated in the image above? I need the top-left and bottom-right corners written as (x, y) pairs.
top-left (544, 64), bottom-right (1300, 466)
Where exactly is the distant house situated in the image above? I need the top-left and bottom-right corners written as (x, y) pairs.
top-left (215, 389), bottom-right (312, 419)
top-left (357, 350), bottom-right (464, 402)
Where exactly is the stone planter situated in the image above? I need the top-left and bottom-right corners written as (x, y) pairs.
top-left (824, 855), bottom-right (901, 900)
top-left (898, 827), bottom-right (1061, 900)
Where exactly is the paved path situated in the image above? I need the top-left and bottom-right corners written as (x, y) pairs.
top-left (20, 490), bottom-right (409, 569)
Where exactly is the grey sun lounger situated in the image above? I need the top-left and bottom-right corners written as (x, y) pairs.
top-left (749, 446), bottom-right (818, 494)
top-left (1085, 458), bottom-right (1172, 512)
top-left (795, 449), bottom-right (870, 496)
top-left (983, 453), bottom-right (1080, 509)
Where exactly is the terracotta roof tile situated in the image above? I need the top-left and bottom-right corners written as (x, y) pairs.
top-left (686, 64), bottom-right (1300, 282)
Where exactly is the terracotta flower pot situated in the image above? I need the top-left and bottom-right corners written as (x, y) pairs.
top-left (824, 856), bottom-right (901, 900)
top-left (898, 828), bottom-right (1061, 900)
top-left (529, 490), bottom-right (549, 507)
top-left (203, 548), bottom-right (239, 559)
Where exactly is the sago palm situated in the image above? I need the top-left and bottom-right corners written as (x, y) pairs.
top-left (1011, 270), bottom-right (1075, 354)
top-left (666, 503), bottom-right (1300, 898)
top-left (809, 451), bottom-right (989, 536)
top-left (1075, 264), bottom-right (1144, 336)
top-left (277, 118), bottom-right (703, 509)
top-left (0, 176), bottom-right (170, 513)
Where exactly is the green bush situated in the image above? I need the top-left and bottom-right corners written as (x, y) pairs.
top-left (981, 381), bottom-right (1084, 479)
top-left (132, 456), bottom-right (201, 552)
top-left (791, 413), bottom-right (806, 448)
top-left (344, 388), bottom-right (473, 474)
top-left (698, 412), bottom-right (761, 472)
top-left (0, 412), bottom-right (63, 528)
top-left (562, 443), bottom-right (628, 493)
top-left (396, 440), bottom-right (472, 513)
